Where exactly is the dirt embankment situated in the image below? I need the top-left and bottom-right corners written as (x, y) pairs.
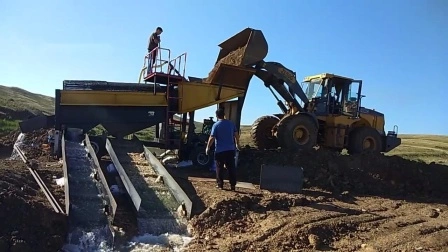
top-left (0, 130), bottom-right (20, 149)
top-left (0, 129), bottom-right (66, 252)
top-left (0, 107), bottom-right (42, 121)
top-left (238, 148), bottom-right (448, 199)
top-left (185, 148), bottom-right (448, 252)
top-left (0, 160), bottom-right (67, 252)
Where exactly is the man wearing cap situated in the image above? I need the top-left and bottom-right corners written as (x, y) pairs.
top-left (205, 108), bottom-right (240, 191)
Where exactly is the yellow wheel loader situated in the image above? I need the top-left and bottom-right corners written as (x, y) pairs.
top-left (250, 73), bottom-right (401, 154)
top-left (210, 28), bottom-right (401, 154)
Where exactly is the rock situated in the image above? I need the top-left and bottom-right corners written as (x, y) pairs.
top-left (308, 234), bottom-right (321, 249)
top-left (155, 175), bottom-right (164, 184)
top-left (424, 209), bottom-right (439, 218)
top-left (360, 243), bottom-right (378, 252)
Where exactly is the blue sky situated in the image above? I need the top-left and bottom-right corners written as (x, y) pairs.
top-left (0, 0), bottom-right (447, 134)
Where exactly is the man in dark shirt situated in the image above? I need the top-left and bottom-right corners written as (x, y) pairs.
top-left (205, 108), bottom-right (240, 191)
top-left (147, 27), bottom-right (163, 72)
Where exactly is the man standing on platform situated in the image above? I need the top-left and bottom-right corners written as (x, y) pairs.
top-left (147, 27), bottom-right (163, 73)
top-left (205, 108), bottom-right (240, 191)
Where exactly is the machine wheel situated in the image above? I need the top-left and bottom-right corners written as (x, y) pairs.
top-left (88, 136), bottom-right (107, 158)
top-left (189, 146), bottom-right (214, 168)
top-left (276, 114), bottom-right (318, 150)
top-left (347, 127), bottom-right (382, 154)
top-left (90, 141), bottom-right (100, 155)
top-left (250, 115), bottom-right (280, 150)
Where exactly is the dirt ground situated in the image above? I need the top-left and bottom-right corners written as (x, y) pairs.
top-left (1, 128), bottom-right (448, 251)
top-left (168, 147), bottom-right (448, 252)
top-left (0, 130), bottom-right (66, 252)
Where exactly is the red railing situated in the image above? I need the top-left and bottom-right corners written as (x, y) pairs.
top-left (168, 53), bottom-right (187, 78)
top-left (141, 47), bottom-right (187, 79)
top-left (144, 47), bottom-right (171, 75)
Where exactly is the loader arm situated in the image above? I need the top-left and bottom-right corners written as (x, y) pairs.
top-left (254, 61), bottom-right (309, 113)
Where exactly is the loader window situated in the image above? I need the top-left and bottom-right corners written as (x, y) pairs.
top-left (303, 80), bottom-right (323, 100)
top-left (343, 81), bottom-right (361, 115)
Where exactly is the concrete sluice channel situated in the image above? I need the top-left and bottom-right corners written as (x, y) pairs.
top-left (107, 139), bottom-right (192, 251)
top-left (56, 132), bottom-right (191, 251)
top-left (62, 139), bottom-right (113, 251)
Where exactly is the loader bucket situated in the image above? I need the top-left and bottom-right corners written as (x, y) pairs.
top-left (215, 28), bottom-right (268, 66)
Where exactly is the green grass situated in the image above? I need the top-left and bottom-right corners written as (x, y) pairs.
top-left (0, 85), bottom-right (54, 116)
top-left (387, 134), bottom-right (448, 165)
top-left (0, 119), bottom-right (19, 136)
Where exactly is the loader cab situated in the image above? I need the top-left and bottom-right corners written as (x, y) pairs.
top-left (302, 73), bottom-right (363, 118)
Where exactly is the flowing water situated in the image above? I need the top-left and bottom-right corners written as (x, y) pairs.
top-left (8, 132), bottom-right (26, 160)
top-left (61, 140), bottom-right (113, 251)
top-left (7, 133), bottom-right (193, 251)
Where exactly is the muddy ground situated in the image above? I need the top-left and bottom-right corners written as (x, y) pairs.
top-left (167, 147), bottom-right (448, 252)
top-left (0, 130), bottom-right (66, 252)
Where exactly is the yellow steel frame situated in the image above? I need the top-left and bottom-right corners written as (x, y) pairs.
top-left (60, 90), bottom-right (167, 106)
top-left (177, 81), bottom-right (246, 113)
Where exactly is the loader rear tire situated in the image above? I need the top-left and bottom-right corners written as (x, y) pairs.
top-left (276, 114), bottom-right (317, 151)
top-left (250, 115), bottom-right (280, 150)
top-left (347, 127), bottom-right (382, 154)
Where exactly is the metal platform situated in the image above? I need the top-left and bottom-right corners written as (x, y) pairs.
top-left (143, 72), bottom-right (185, 85)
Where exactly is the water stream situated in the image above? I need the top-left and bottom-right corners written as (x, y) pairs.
top-left (8, 132), bottom-right (26, 160)
top-left (7, 133), bottom-right (193, 251)
top-left (61, 140), bottom-right (113, 251)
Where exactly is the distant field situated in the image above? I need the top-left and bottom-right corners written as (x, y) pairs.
top-left (388, 134), bottom-right (448, 165)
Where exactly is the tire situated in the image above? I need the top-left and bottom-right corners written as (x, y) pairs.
top-left (89, 136), bottom-right (107, 158)
top-left (276, 114), bottom-right (318, 150)
top-left (250, 115), bottom-right (280, 150)
top-left (189, 146), bottom-right (214, 168)
top-left (347, 127), bottom-right (382, 154)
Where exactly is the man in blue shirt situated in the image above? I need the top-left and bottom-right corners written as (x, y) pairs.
top-left (205, 108), bottom-right (240, 191)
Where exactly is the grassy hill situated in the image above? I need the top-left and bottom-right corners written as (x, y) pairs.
top-left (0, 85), bottom-right (54, 135)
top-left (0, 85), bottom-right (54, 116)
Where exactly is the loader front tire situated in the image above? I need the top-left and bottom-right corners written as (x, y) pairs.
top-left (250, 115), bottom-right (280, 150)
top-left (347, 127), bottom-right (382, 154)
top-left (276, 114), bottom-right (317, 151)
